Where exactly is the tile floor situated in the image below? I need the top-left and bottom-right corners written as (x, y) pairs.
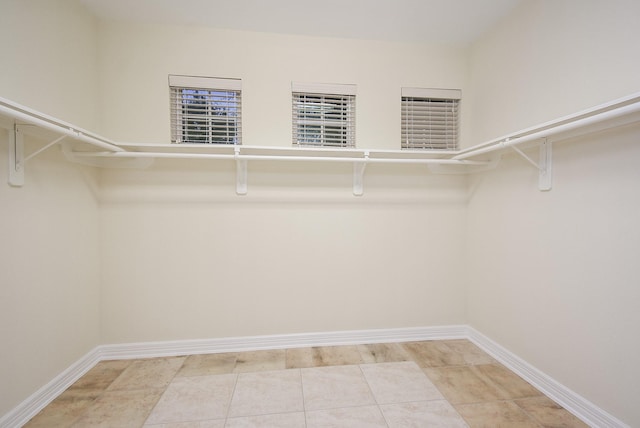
top-left (24, 340), bottom-right (590, 427)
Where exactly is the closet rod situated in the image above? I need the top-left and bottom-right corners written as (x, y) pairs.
top-left (0, 97), bottom-right (123, 153)
top-left (454, 93), bottom-right (640, 160)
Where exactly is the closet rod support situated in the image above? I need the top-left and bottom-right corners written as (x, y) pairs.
top-left (539, 139), bottom-right (552, 191)
top-left (235, 145), bottom-right (248, 195)
top-left (23, 134), bottom-right (66, 164)
top-left (8, 125), bottom-right (68, 186)
top-left (353, 151), bottom-right (369, 196)
top-left (8, 124), bottom-right (24, 186)
top-left (510, 144), bottom-right (540, 170)
top-left (508, 138), bottom-right (552, 191)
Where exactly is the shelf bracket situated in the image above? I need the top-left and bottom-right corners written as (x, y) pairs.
top-left (509, 138), bottom-right (552, 191)
top-left (235, 147), bottom-right (247, 195)
top-left (8, 123), bottom-right (24, 186)
top-left (8, 124), bottom-right (69, 186)
top-left (353, 151), bottom-right (369, 196)
top-left (538, 138), bottom-right (552, 191)
top-left (510, 144), bottom-right (540, 170)
top-left (23, 134), bottom-right (66, 164)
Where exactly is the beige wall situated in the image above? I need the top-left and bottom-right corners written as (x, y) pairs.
top-left (96, 21), bottom-right (471, 148)
top-left (0, 0), bottom-right (100, 130)
top-left (0, 141), bottom-right (102, 416)
top-left (99, 162), bottom-right (468, 343)
top-left (2, 0), bottom-right (640, 425)
top-left (468, 0), bottom-right (640, 144)
top-left (0, 0), bottom-right (102, 416)
top-left (95, 20), bottom-right (472, 343)
top-left (466, 1), bottom-right (640, 426)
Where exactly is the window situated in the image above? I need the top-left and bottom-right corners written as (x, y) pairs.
top-left (401, 87), bottom-right (461, 150)
top-left (169, 75), bottom-right (241, 144)
top-left (292, 82), bottom-right (356, 148)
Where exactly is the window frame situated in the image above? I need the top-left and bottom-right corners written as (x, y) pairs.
top-left (292, 82), bottom-right (356, 148)
top-left (401, 87), bottom-right (461, 151)
top-left (169, 75), bottom-right (242, 145)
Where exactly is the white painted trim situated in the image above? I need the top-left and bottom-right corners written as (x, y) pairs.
top-left (467, 326), bottom-right (630, 428)
top-left (0, 347), bottom-right (101, 428)
top-left (1, 325), bottom-right (629, 428)
top-left (168, 75), bottom-right (242, 91)
top-left (291, 82), bottom-right (357, 96)
top-left (98, 325), bottom-right (468, 360)
top-left (401, 87), bottom-right (462, 100)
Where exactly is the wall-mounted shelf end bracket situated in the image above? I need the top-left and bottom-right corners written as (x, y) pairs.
top-left (538, 138), bottom-right (552, 191)
top-left (235, 146), bottom-right (248, 195)
top-left (510, 138), bottom-right (552, 191)
top-left (353, 151), bottom-right (369, 196)
top-left (8, 124), bottom-right (69, 186)
top-left (8, 123), bottom-right (24, 186)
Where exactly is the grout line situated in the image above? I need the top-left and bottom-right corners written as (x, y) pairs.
top-left (224, 371), bottom-right (240, 425)
top-left (298, 368), bottom-right (308, 428)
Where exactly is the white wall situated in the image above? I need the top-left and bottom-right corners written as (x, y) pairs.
top-left (3, 0), bottom-right (640, 426)
top-left (99, 162), bottom-right (468, 343)
top-left (96, 21), bottom-right (472, 344)
top-left (0, 0), bottom-right (100, 130)
top-left (96, 21), bottom-right (471, 148)
top-left (0, 0), bottom-right (102, 417)
top-left (466, 1), bottom-right (640, 426)
top-left (468, 0), bottom-right (640, 144)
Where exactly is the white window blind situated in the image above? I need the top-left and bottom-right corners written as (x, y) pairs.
top-left (169, 75), bottom-right (242, 144)
top-left (292, 83), bottom-right (356, 148)
top-left (401, 87), bottom-right (461, 150)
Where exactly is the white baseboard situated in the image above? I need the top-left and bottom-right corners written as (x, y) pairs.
top-left (467, 327), bottom-right (629, 428)
top-left (1, 325), bottom-right (628, 428)
top-left (98, 325), bottom-right (468, 360)
top-left (0, 347), bottom-right (101, 428)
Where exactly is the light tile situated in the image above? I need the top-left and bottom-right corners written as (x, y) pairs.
top-left (286, 347), bottom-right (315, 369)
top-left (306, 405), bottom-right (387, 428)
top-left (357, 343), bottom-right (411, 364)
top-left (228, 370), bottom-right (304, 417)
top-left (177, 353), bottom-right (237, 377)
top-left (69, 359), bottom-right (133, 392)
top-left (311, 346), bottom-right (364, 366)
top-left (233, 349), bottom-right (286, 373)
top-left (301, 365), bottom-right (375, 411)
top-left (474, 363), bottom-right (542, 399)
top-left (144, 420), bottom-right (225, 427)
top-left (423, 366), bottom-right (505, 404)
top-left (403, 341), bottom-right (467, 367)
top-left (71, 388), bottom-right (163, 427)
top-left (225, 412), bottom-right (306, 428)
top-left (441, 340), bottom-right (496, 365)
top-left (23, 340), bottom-right (592, 428)
top-left (381, 400), bottom-right (469, 428)
top-left (360, 361), bottom-right (444, 404)
top-left (145, 374), bottom-right (237, 425)
top-left (108, 357), bottom-right (186, 391)
top-left (455, 401), bottom-right (540, 428)
top-left (515, 396), bottom-right (590, 427)
top-left (24, 389), bottom-right (99, 427)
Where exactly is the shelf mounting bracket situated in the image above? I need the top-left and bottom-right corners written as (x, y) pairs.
top-left (8, 124), bottom-right (69, 186)
top-left (353, 151), bottom-right (369, 196)
top-left (510, 144), bottom-right (540, 170)
top-left (8, 123), bottom-right (24, 187)
top-left (235, 147), bottom-right (247, 195)
top-left (538, 138), bottom-right (552, 191)
top-left (509, 138), bottom-right (552, 191)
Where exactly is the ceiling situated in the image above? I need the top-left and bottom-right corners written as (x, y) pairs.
top-left (80, 0), bottom-right (524, 45)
